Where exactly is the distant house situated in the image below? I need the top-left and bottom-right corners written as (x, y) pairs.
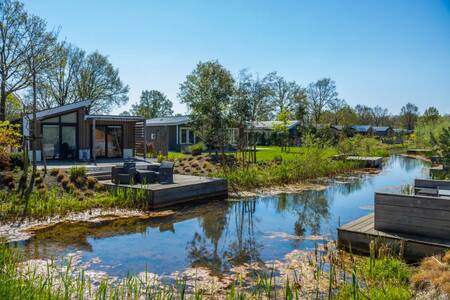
top-left (372, 126), bottom-right (394, 137)
top-left (351, 125), bottom-right (374, 135)
top-left (145, 115), bottom-right (239, 153)
top-left (145, 117), bottom-right (302, 152)
top-left (249, 120), bottom-right (301, 146)
top-left (16, 100), bottom-right (146, 162)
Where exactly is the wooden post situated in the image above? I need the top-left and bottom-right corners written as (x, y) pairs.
top-left (92, 118), bottom-right (96, 164)
top-left (143, 120), bottom-right (147, 159)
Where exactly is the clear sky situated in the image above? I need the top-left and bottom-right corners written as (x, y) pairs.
top-left (23, 0), bottom-right (450, 115)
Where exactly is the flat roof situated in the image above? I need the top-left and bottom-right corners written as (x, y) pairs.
top-left (85, 115), bottom-right (145, 122)
top-left (146, 115), bottom-right (190, 126)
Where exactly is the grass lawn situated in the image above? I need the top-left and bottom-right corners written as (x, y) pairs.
top-left (168, 146), bottom-right (338, 162)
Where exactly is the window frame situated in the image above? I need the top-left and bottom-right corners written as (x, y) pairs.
top-left (179, 127), bottom-right (196, 145)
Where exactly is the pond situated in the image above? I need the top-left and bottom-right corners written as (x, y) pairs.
top-left (15, 156), bottom-right (429, 278)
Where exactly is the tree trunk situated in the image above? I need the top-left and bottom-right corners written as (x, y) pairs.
top-left (0, 80), bottom-right (7, 121)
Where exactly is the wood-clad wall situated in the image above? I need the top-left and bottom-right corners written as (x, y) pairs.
top-left (374, 192), bottom-right (450, 240)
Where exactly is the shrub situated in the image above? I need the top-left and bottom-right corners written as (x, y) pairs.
top-left (86, 176), bottom-right (98, 189)
top-left (157, 154), bottom-right (165, 163)
top-left (9, 152), bottom-right (24, 169)
top-left (34, 176), bottom-right (43, 185)
top-left (0, 121), bottom-right (21, 171)
top-left (75, 176), bottom-right (85, 188)
top-left (69, 166), bottom-right (86, 181)
top-left (65, 182), bottom-right (75, 192)
top-left (61, 177), bottom-right (70, 188)
top-left (94, 182), bottom-right (105, 192)
top-left (49, 168), bottom-right (60, 176)
top-left (56, 171), bottom-right (66, 182)
top-left (188, 143), bottom-right (205, 156)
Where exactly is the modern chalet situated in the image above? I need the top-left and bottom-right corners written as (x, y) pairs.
top-left (20, 100), bottom-right (146, 162)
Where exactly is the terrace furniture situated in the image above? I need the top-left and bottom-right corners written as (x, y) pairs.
top-left (136, 169), bottom-right (156, 184)
top-left (147, 164), bottom-right (160, 172)
top-left (112, 164), bottom-right (137, 184)
top-left (156, 161), bottom-right (174, 184)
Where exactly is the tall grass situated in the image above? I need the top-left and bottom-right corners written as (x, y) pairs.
top-left (0, 185), bottom-right (151, 219)
top-left (0, 240), bottom-right (420, 300)
top-left (215, 146), bottom-right (360, 190)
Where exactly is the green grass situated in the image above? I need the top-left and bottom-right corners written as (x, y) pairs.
top-left (214, 146), bottom-right (359, 190)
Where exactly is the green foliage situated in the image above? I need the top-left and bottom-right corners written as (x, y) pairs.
top-left (188, 142), bottom-right (206, 156)
top-left (179, 60), bottom-right (235, 150)
top-left (9, 152), bottom-right (24, 169)
top-left (414, 116), bottom-right (450, 148)
top-left (215, 146), bottom-right (357, 189)
top-left (130, 90), bottom-right (173, 119)
top-left (337, 136), bottom-right (391, 157)
top-left (336, 283), bottom-right (411, 300)
top-left (69, 166), bottom-right (86, 181)
top-left (0, 121), bottom-right (22, 170)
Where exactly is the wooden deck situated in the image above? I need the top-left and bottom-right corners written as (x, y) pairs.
top-left (101, 175), bottom-right (228, 209)
top-left (346, 156), bottom-right (383, 168)
top-left (338, 213), bottom-right (450, 261)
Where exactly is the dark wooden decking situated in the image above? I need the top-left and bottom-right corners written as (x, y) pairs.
top-left (338, 213), bottom-right (450, 261)
top-left (101, 175), bottom-right (228, 209)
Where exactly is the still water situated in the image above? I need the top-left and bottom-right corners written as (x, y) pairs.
top-left (18, 156), bottom-right (429, 277)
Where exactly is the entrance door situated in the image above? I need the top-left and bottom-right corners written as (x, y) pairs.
top-left (93, 125), bottom-right (123, 158)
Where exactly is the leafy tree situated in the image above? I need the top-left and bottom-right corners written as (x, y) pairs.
top-left (74, 51), bottom-right (129, 113)
top-left (400, 102), bottom-right (419, 130)
top-left (130, 90), bottom-right (173, 119)
top-left (307, 78), bottom-right (338, 124)
top-left (273, 110), bottom-right (291, 152)
top-left (179, 60), bottom-right (234, 152)
top-left (5, 93), bottom-right (22, 120)
top-left (119, 111), bottom-right (131, 116)
top-left (422, 106), bottom-right (440, 123)
top-left (0, 0), bottom-right (32, 120)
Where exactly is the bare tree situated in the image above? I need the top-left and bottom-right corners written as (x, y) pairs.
top-left (400, 102), bottom-right (419, 130)
top-left (24, 14), bottom-right (57, 195)
top-left (354, 104), bottom-right (374, 124)
top-left (267, 72), bottom-right (301, 115)
top-left (328, 98), bottom-right (347, 125)
top-left (307, 78), bottom-right (338, 124)
top-left (372, 106), bottom-right (389, 126)
top-left (231, 70), bottom-right (272, 163)
top-left (75, 51), bottom-right (129, 113)
top-left (38, 42), bottom-right (84, 109)
top-left (0, 0), bottom-right (33, 120)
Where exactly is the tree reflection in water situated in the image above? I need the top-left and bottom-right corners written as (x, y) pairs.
top-left (291, 191), bottom-right (330, 236)
top-left (187, 200), bottom-right (262, 274)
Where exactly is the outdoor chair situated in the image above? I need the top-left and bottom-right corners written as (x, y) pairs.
top-left (112, 165), bottom-right (137, 184)
top-left (156, 161), bottom-right (174, 184)
top-left (136, 169), bottom-right (156, 184)
top-left (147, 164), bottom-right (160, 172)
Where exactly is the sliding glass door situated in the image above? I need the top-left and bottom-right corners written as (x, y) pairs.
top-left (93, 125), bottom-right (123, 158)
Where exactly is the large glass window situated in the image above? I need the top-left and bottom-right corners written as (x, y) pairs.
top-left (93, 126), bottom-right (123, 158)
top-left (180, 128), bottom-right (195, 144)
top-left (41, 111), bottom-right (78, 160)
top-left (107, 126), bottom-right (122, 157)
top-left (61, 126), bottom-right (77, 159)
top-left (95, 128), bottom-right (106, 157)
top-left (42, 125), bottom-right (60, 159)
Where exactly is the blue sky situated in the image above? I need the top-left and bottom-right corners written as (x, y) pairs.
top-left (23, 0), bottom-right (450, 115)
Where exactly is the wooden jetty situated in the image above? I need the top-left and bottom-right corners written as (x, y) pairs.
top-left (101, 174), bottom-right (228, 209)
top-left (338, 213), bottom-right (450, 261)
top-left (346, 156), bottom-right (383, 168)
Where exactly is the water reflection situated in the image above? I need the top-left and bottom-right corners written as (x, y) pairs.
top-left (15, 156), bottom-right (428, 277)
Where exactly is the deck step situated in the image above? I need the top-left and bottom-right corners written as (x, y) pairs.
top-left (87, 171), bottom-right (111, 180)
